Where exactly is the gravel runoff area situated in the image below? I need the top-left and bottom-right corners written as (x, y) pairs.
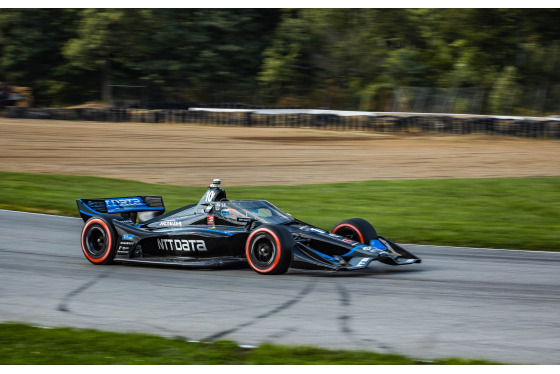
top-left (1, 118), bottom-right (559, 186)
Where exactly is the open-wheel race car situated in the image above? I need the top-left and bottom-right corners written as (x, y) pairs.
top-left (77, 179), bottom-right (421, 274)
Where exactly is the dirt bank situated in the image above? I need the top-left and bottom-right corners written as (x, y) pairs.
top-left (1, 118), bottom-right (559, 186)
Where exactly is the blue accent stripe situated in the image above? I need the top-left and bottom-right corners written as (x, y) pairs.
top-left (106, 206), bottom-right (164, 213)
top-left (189, 228), bottom-right (234, 236)
top-left (78, 200), bottom-right (101, 215)
top-left (155, 227), bottom-right (234, 236)
top-left (342, 244), bottom-right (367, 258)
top-left (306, 247), bottom-right (337, 261)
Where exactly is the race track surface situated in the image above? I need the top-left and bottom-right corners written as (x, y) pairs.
top-left (1, 209), bottom-right (559, 364)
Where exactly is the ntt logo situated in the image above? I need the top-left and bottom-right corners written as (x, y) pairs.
top-left (157, 239), bottom-right (207, 251)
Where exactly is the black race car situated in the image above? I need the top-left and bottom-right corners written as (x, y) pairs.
top-left (77, 179), bottom-right (421, 274)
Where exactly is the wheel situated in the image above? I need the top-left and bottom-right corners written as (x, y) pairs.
top-left (331, 218), bottom-right (377, 244)
top-left (81, 215), bottom-right (119, 265)
top-left (245, 225), bottom-right (295, 275)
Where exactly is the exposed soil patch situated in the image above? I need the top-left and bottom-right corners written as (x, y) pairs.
top-left (1, 118), bottom-right (559, 186)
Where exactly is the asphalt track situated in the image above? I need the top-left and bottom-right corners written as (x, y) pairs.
top-left (1, 209), bottom-right (559, 364)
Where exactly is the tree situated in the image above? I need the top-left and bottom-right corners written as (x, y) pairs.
top-left (63, 9), bottom-right (153, 103)
top-left (259, 10), bottom-right (317, 100)
top-left (259, 9), bottom-right (428, 109)
top-left (63, 9), bottom-right (280, 103)
top-left (0, 9), bottom-right (85, 106)
top-left (489, 66), bottom-right (521, 114)
top-left (3, 8), bottom-right (560, 114)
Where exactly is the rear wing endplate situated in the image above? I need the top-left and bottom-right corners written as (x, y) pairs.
top-left (76, 196), bottom-right (165, 222)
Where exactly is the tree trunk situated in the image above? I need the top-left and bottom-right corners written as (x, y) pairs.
top-left (101, 57), bottom-right (112, 105)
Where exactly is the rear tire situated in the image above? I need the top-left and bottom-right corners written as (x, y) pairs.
top-left (331, 218), bottom-right (377, 244)
top-left (245, 225), bottom-right (294, 275)
top-left (81, 215), bottom-right (119, 265)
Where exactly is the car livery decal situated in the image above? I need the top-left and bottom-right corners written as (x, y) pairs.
top-left (341, 244), bottom-right (367, 258)
top-left (157, 239), bottom-right (207, 251)
top-left (153, 227), bottom-right (237, 236)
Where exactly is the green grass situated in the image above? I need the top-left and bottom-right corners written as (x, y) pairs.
top-left (0, 322), bottom-right (500, 364)
top-left (1, 171), bottom-right (559, 251)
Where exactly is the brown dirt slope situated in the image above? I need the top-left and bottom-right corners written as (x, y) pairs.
top-left (1, 118), bottom-right (559, 186)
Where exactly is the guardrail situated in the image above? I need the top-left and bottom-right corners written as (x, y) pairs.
top-left (5, 106), bottom-right (560, 138)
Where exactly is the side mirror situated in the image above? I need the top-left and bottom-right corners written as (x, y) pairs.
top-left (204, 205), bottom-right (214, 213)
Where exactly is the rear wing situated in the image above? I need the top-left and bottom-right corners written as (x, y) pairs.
top-left (76, 196), bottom-right (165, 223)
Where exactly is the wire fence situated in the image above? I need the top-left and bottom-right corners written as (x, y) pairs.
top-left (5, 106), bottom-right (560, 138)
top-left (112, 84), bottom-right (560, 116)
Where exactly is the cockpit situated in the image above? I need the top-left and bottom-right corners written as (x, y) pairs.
top-left (143, 179), bottom-right (294, 229)
top-left (209, 200), bottom-right (294, 225)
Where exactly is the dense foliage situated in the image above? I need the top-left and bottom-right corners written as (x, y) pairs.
top-left (2, 9), bottom-right (560, 114)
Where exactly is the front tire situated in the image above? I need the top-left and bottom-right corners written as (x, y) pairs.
top-left (245, 225), bottom-right (294, 275)
top-left (81, 215), bottom-right (119, 265)
top-left (331, 218), bottom-right (377, 244)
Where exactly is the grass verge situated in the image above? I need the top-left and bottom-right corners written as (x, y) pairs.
top-left (0, 171), bottom-right (558, 251)
top-left (0, 322), bottom-right (500, 364)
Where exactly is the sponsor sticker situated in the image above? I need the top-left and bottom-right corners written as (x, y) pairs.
top-left (157, 239), bottom-right (207, 251)
top-left (106, 197), bottom-right (144, 209)
top-left (207, 216), bottom-right (215, 225)
top-left (159, 221), bottom-right (182, 227)
top-left (359, 246), bottom-right (382, 255)
top-left (309, 227), bottom-right (327, 234)
top-left (357, 258), bottom-right (369, 267)
top-left (122, 234), bottom-right (134, 241)
top-left (298, 226), bottom-right (327, 234)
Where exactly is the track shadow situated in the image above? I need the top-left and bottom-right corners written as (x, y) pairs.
top-left (287, 264), bottom-right (428, 278)
top-left (114, 260), bottom-right (430, 277)
top-left (118, 262), bottom-right (248, 272)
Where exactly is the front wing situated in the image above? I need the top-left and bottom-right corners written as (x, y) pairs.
top-left (291, 236), bottom-right (421, 272)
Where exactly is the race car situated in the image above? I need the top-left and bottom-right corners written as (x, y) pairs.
top-left (77, 179), bottom-right (421, 274)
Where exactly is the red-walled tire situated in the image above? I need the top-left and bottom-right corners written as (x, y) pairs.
top-left (81, 215), bottom-right (119, 265)
top-left (245, 225), bottom-right (295, 275)
top-left (331, 218), bottom-right (378, 245)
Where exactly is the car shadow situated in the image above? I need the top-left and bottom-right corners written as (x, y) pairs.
top-left (117, 261), bottom-right (431, 277)
top-left (287, 264), bottom-right (429, 278)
